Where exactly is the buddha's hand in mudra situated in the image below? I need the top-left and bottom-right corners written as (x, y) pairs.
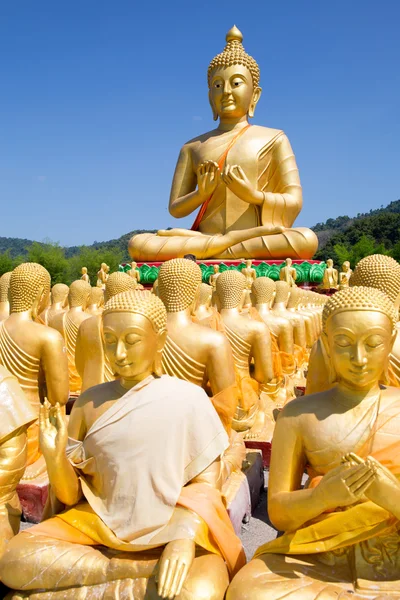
top-left (222, 164), bottom-right (263, 206)
top-left (196, 160), bottom-right (220, 198)
top-left (157, 538), bottom-right (195, 599)
top-left (343, 452), bottom-right (400, 510)
top-left (39, 400), bottom-right (68, 463)
top-left (312, 461), bottom-right (376, 511)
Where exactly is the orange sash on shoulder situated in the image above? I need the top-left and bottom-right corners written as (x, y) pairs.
top-left (191, 124), bottom-right (252, 231)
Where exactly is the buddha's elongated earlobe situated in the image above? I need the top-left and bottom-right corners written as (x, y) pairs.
top-left (208, 91), bottom-right (218, 121)
top-left (248, 87), bottom-right (262, 119)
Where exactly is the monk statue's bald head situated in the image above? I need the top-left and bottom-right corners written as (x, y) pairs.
top-left (10, 263), bottom-right (51, 314)
top-left (0, 272), bottom-right (12, 303)
top-left (350, 254), bottom-right (400, 306)
top-left (216, 270), bottom-right (246, 309)
top-left (68, 280), bottom-right (91, 308)
top-left (105, 272), bottom-right (137, 302)
top-left (158, 258), bottom-right (202, 312)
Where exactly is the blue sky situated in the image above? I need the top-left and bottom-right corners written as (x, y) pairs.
top-left (1, 1), bottom-right (399, 247)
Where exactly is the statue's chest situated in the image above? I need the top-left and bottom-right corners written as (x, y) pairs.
top-left (193, 135), bottom-right (259, 180)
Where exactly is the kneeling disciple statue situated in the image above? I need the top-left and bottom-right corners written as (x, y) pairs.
top-left (1, 290), bottom-right (245, 599)
top-left (227, 286), bottom-right (400, 599)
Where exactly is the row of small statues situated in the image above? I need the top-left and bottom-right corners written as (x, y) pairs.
top-left (81, 261), bottom-right (141, 288)
top-left (0, 253), bottom-right (400, 598)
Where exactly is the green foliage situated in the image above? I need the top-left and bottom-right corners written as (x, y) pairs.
top-left (0, 250), bottom-right (22, 276)
top-left (66, 246), bottom-right (124, 285)
top-left (27, 241), bottom-right (69, 284)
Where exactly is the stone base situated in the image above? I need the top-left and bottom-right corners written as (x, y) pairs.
top-left (17, 473), bottom-right (49, 524)
top-left (244, 441), bottom-right (272, 468)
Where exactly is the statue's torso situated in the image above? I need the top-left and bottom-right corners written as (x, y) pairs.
top-left (188, 125), bottom-right (283, 234)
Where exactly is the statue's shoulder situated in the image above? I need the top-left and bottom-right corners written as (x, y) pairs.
top-left (0, 364), bottom-right (14, 383)
top-left (182, 128), bottom-right (221, 149)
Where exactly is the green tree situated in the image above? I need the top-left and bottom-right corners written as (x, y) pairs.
top-left (333, 243), bottom-right (351, 266)
top-left (65, 246), bottom-right (124, 285)
top-left (0, 251), bottom-right (17, 276)
top-left (27, 241), bottom-right (68, 285)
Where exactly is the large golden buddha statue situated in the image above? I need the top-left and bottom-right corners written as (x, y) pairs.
top-left (0, 366), bottom-right (36, 558)
top-left (0, 272), bottom-right (11, 322)
top-left (75, 271), bottom-right (138, 392)
top-left (307, 254), bottom-right (400, 394)
top-left (128, 27), bottom-right (318, 262)
top-left (39, 282), bottom-right (69, 326)
top-left (0, 263), bottom-right (69, 477)
top-left (228, 286), bottom-right (400, 599)
top-left (0, 290), bottom-right (245, 599)
top-left (50, 279), bottom-right (91, 396)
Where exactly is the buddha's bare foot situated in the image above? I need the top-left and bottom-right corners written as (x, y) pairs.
top-left (244, 411), bottom-right (266, 440)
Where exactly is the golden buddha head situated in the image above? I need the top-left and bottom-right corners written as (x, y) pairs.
top-left (131, 261), bottom-right (137, 269)
top-left (0, 272), bottom-right (12, 303)
top-left (274, 281), bottom-right (290, 304)
top-left (285, 258), bottom-right (293, 267)
top-left (208, 26), bottom-right (261, 121)
top-left (195, 283), bottom-right (213, 310)
top-left (342, 261), bottom-right (351, 272)
top-left (89, 286), bottom-right (105, 308)
top-left (287, 287), bottom-right (300, 309)
top-left (68, 280), bottom-right (91, 309)
top-left (326, 259), bottom-right (334, 268)
top-left (213, 264), bottom-right (219, 274)
top-left (322, 286), bottom-right (397, 389)
top-left (81, 267), bottom-right (87, 275)
top-left (350, 254), bottom-right (400, 308)
top-left (216, 269), bottom-right (246, 309)
top-left (51, 283), bottom-right (69, 308)
top-left (158, 258), bottom-right (202, 313)
top-left (103, 290), bottom-right (167, 380)
top-left (251, 277), bottom-right (275, 306)
top-left (10, 263), bottom-right (51, 317)
top-left (245, 259), bottom-right (252, 268)
top-left (104, 272), bottom-right (137, 302)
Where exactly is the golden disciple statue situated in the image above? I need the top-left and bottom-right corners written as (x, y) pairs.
top-left (286, 286), bottom-right (317, 348)
top-left (0, 264), bottom-right (69, 478)
top-left (339, 260), bottom-right (352, 289)
top-left (39, 282), bottom-right (69, 326)
top-left (279, 257), bottom-right (297, 286)
top-left (0, 272), bottom-right (11, 322)
top-left (96, 262), bottom-right (109, 288)
top-left (86, 286), bottom-right (105, 316)
top-left (192, 282), bottom-right (224, 330)
top-left (322, 258), bottom-right (339, 290)
top-left (128, 261), bottom-right (141, 286)
top-left (216, 269), bottom-right (275, 438)
top-left (0, 366), bottom-right (36, 558)
top-left (80, 266), bottom-right (90, 284)
top-left (227, 287), bottom-right (400, 599)
top-left (75, 272), bottom-right (138, 392)
top-left (307, 254), bottom-right (400, 394)
top-left (128, 26), bottom-right (318, 262)
top-left (158, 258), bottom-right (237, 431)
top-left (50, 280), bottom-right (91, 396)
top-left (0, 290), bottom-right (245, 599)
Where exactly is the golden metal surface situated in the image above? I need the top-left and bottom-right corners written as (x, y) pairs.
top-left (279, 258), bottom-right (297, 287)
top-left (128, 27), bottom-right (318, 261)
top-left (321, 258), bottom-right (339, 289)
top-left (228, 286), bottom-right (400, 598)
top-left (0, 272), bottom-right (12, 322)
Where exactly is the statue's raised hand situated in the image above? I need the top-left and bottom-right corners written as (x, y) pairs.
top-left (157, 538), bottom-right (195, 599)
top-left (39, 400), bottom-right (68, 462)
top-left (222, 164), bottom-right (263, 205)
top-left (196, 160), bottom-right (220, 198)
top-left (312, 461), bottom-right (376, 511)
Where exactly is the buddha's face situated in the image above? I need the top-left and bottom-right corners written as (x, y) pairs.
top-left (325, 310), bottom-right (395, 390)
top-left (103, 312), bottom-right (165, 381)
top-left (209, 64), bottom-right (260, 120)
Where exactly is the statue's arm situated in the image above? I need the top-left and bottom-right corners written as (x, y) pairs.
top-left (169, 145), bottom-right (205, 218)
top-left (279, 321), bottom-right (295, 355)
top-left (252, 323), bottom-right (274, 383)
top-left (206, 333), bottom-right (236, 395)
top-left (189, 457), bottom-right (223, 490)
top-left (41, 330), bottom-right (69, 406)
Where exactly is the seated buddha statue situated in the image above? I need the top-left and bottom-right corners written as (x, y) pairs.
top-left (192, 282), bottom-right (224, 331)
top-left (158, 258), bottom-right (238, 432)
top-left (0, 272), bottom-right (11, 322)
top-left (0, 290), bottom-right (245, 600)
top-left (216, 269), bottom-right (275, 438)
top-left (128, 26), bottom-right (318, 262)
top-left (307, 254), bottom-right (400, 394)
top-left (251, 277), bottom-right (296, 377)
top-left (86, 286), bottom-right (104, 316)
top-left (227, 286), bottom-right (400, 599)
top-left (0, 263), bottom-right (69, 479)
top-left (50, 280), bottom-right (92, 396)
top-left (38, 282), bottom-right (69, 326)
top-left (339, 260), bottom-right (352, 289)
top-left (76, 272), bottom-right (138, 392)
top-left (279, 257), bottom-right (297, 287)
top-left (0, 366), bottom-right (36, 558)
top-left (322, 258), bottom-right (339, 290)
top-left (286, 286), bottom-right (317, 348)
